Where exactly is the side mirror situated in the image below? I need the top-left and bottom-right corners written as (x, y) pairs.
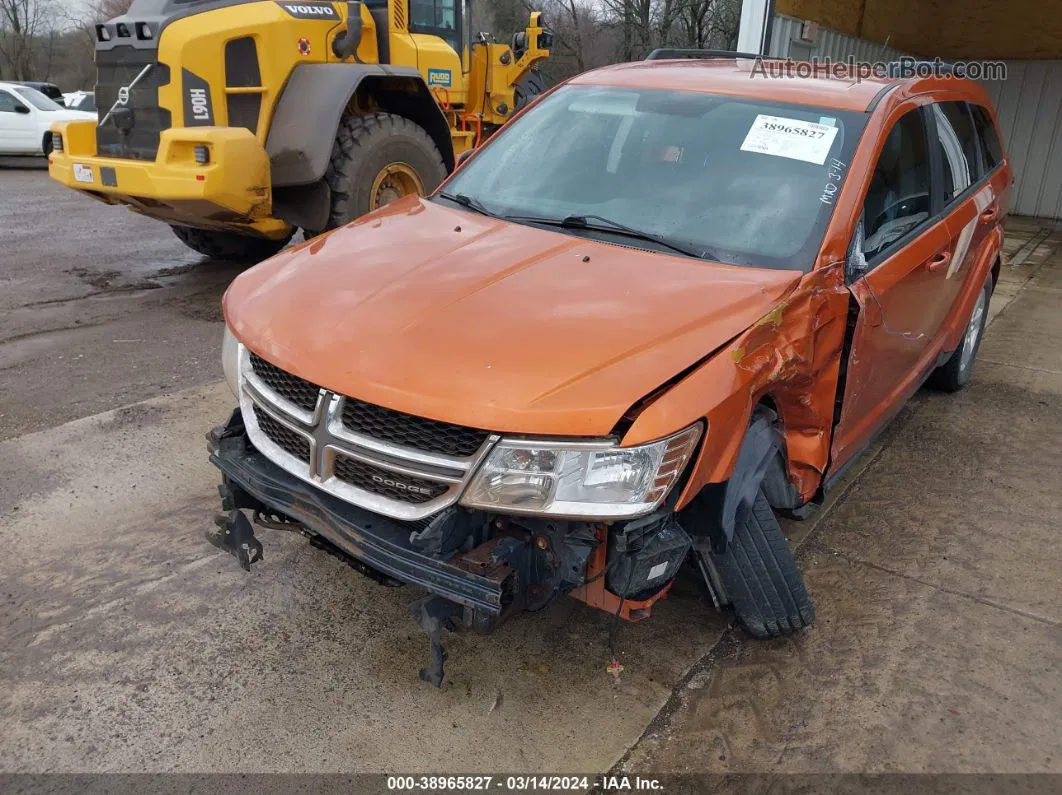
top-left (14, 104), bottom-right (30, 115)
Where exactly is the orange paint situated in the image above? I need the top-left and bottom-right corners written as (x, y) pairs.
top-left (224, 58), bottom-right (1012, 563)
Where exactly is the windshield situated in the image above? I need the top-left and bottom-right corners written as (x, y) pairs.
top-left (12, 85), bottom-right (62, 111)
top-left (440, 85), bottom-right (867, 271)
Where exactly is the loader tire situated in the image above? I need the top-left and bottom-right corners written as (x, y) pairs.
top-left (513, 71), bottom-right (547, 112)
top-left (708, 488), bottom-right (815, 639)
top-left (321, 112), bottom-right (448, 232)
top-left (170, 225), bottom-right (292, 263)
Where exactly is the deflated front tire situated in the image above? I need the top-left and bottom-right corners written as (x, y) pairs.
top-left (707, 487), bottom-right (815, 638)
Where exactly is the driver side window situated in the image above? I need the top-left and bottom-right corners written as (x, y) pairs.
top-left (862, 108), bottom-right (932, 261)
top-left (0, 90), bottom-right (22, 113)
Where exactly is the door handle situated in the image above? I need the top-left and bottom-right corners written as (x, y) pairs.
top-left (926, 251), bottom-right (952, 272)
top-left (980, 206), bottom-right (998, 221)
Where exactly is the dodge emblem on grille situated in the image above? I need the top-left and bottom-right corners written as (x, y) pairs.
top-left (371, 474), bottom-right (433, 496)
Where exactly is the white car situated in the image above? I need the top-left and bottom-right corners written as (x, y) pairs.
top-left (0, 82), bottom-right (96, 157)
top-left (63, 90), bottom-right (97, 113)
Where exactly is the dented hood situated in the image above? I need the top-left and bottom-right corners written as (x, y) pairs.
top-left (224, 198), bottom-right (801, 437)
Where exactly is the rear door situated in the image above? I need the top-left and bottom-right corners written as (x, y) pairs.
top-left (830, 104), bottom-right (960, 467)
top-left (930, 101), bottom-right (995, 329)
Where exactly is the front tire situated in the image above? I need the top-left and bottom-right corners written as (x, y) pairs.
top-left (170, 225), bottom-right (292, 262)
top-left (928, 272), bottom-right (993, 392)
top-left (707, 488), bottom-right (815, 639)
top-left (318, 112), bottom-right (448, 234)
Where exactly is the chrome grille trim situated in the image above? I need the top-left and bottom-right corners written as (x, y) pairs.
top-left (237, 346), bottom-right (499, 520)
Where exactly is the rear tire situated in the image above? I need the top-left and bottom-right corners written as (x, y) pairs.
top-left (928, 273), bottom-right (993, 392)
top-left (317, 112), bottom-right (448, 234)
top-left (708, 488), bottom-right (815, 639)
top-left (170, 225), bottom-right (292, 262)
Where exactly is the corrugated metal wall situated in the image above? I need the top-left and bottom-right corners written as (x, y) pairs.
top-left (982, 63), bottom-right (1062, 219)
top-left (769, 14), bottom-right (1062, 219)
top-left (767, 14), bottom-right (909, 62)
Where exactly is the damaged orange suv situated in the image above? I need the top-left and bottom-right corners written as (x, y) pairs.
top-left (208, 51), bottom-right (1010, 685)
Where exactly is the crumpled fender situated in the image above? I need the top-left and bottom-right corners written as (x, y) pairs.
top-left (622, 262), bottom-right (852, 516)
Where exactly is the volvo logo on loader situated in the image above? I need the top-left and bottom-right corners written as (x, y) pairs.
top-left (98, 63), bottom-right (153, 128)
top-left (277, 2), bottom-right (339, 19)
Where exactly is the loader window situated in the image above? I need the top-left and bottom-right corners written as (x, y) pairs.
top-left (411, 0), bottom-right (461, 52)
top-left (440, 85), bottom-right (868, 271)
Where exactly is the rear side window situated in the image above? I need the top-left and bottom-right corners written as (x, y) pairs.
top-left (932, 104), bottom-right (972, 200)
top-left (862, 109), bottom-right (932, 260)
top-left (972, 105), bottom-right (1004, 171)
top-left (938, 102), bottom-right (982, 182)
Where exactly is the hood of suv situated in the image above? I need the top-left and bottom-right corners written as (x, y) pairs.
top-left (225, 197), bottom-right (802, 437)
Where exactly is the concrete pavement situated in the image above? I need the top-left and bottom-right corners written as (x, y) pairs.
top-left (616, 218), bottom-right (1062, 774)
top-left (1, 196), bottom-right (1060, 775)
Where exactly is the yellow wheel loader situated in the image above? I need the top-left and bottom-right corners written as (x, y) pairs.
top-left (47, 0), bottom-right (551, 260)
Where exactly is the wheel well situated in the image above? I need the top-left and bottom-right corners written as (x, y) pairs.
top-left (352, 76), bottom-right (456, 172)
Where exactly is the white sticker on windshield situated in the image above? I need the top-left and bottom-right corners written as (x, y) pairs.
top-left (740, 114), bottom-right (839, 165)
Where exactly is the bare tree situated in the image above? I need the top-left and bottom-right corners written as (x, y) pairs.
top-left (0, 0), bottom-right (55, 80)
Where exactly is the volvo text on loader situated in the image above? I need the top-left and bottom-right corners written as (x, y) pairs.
top-left (47, 0), bottom-right (551, 260)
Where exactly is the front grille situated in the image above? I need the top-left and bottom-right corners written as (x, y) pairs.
top-left (341, 398), bottom-right (489, 457)
top-left (240, 351), bottom-right (496, 520)
top-left (333, 456), bottom-right (448, 504)
top-left (95, 46), bottom-right (171, 160)
top-left (250, 353), bottom-right (321, 412)
top-left (254, 406), bottom-right (311, 463)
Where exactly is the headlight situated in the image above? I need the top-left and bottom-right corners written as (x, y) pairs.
top-left (222, 326), bottom-right (240, 398)
top-left (461, 424), bottom-right (702, 519)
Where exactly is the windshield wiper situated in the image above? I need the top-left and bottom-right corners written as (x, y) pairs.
top-left (436, 191), bottom-right (500, 219)
top-left (505, 213), bottom-right (713, 260)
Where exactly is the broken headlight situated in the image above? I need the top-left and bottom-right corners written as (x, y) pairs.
top-left (461, 423), bottom-right (702, 519)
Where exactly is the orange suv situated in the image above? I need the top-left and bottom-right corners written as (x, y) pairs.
top-left (208, 51), bottom-right (1011, 685)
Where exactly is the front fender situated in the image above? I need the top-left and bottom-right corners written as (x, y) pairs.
top-left (266, 63), bottom-right (454, 187)
top-left (623, 264), bottom-right (852, 511)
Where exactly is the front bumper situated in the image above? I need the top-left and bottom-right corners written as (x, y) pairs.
top-left (209, 421), bottom-right (509, 615)
top-left (47, 120), bottom-right (289, 238)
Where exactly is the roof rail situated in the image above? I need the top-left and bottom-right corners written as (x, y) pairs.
top-left (645, 48), bottom-right (765, 61)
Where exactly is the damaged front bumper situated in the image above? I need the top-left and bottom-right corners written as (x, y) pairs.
top-left (207, 409), bottom-right (696, 685)
top-left (208, 417), bottom-right (510, 616)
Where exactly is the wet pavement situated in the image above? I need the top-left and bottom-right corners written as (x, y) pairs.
top-left (0, 167), bottom-right (241, 441)
top-left (617, 216), bottom-right (1062, 775)
top-left (1, 168), bottom-right (1061, 776)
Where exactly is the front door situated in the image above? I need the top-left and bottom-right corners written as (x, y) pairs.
top-left (0, 89), bottom-right (36, 153)
top-left (830, 104), bottom-right (961, 468)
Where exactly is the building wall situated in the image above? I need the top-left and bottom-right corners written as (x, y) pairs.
top-left (776, 0), bottom-right (1062, 60)
top-left (982, 62), bottom-right (1062, 219)
top-left (767, 14), bottom-right (909, 63)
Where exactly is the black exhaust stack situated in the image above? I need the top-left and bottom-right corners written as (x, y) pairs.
top-left (332, 0), bottom-right (363, 59)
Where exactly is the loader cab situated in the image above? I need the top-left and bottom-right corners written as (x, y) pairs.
top-left (377, 0), bottom-right (467, 103)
